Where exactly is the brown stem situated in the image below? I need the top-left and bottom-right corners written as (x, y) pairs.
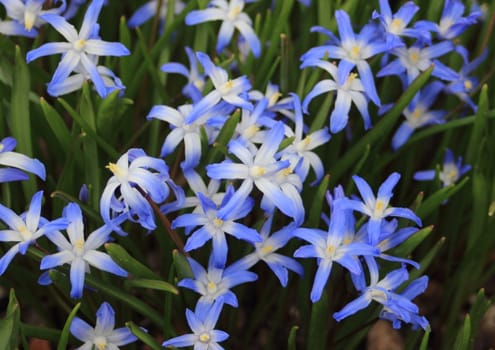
top-left (136, 186), bottom-right (188, 256)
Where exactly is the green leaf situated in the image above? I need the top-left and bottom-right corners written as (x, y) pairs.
top-left (415, 177), bottom-right (470, 219)
top-left (105, 243), bottom-right (159, 280)
top-left (390, 225), bottom-right (434, 258)
top-left (0, 289), bottom-right (21, 350)
top-left (57, 302), bottom-right (81, 350)
top-left (469, 289), bottom-right (491, 345)
top-left (39, 97), bottom-right (72, 157)
top-left (126, 321), bottom-right (163, 350)
top-left (57, 97), bottom-right (119, 159)
top-left (307, 291), bottom-right (329, 350)
top-left (466, 84), bottom-right (489, 164)
top-left (205, 111), bottom-right (240, 165)
top-left (410, 237), bottom-right (445, 279)
top-left (453, 314), bottom-right (471, 350)
top-left (11, 46), bottom-right (35, 198)
top-left (173, 249), bottom-right (193, 280)
top-left (288, 326), bottom-right (299, 350)
top-left (124, 278), bottom-right (178, 295)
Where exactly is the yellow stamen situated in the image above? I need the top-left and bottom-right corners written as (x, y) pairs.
top-left (464, 80), bottom-right (473, 91)
top-left (199, 332), bottom-right (211, 343)
top-left (389, 18), bottom-right (404, 34)
top-left (261, 245), bottom-right (274, 255)
top-left (73, 39), bottom-right (86, 51)
top-left (251, 166), bottom-right (266, 177)
top-left (106, 162), bottom-right (125, 178)
top-left (350, 45), bottom-right (361, 60)
top-left (213, 218), bottom-right (223, 227)
top-left (18, 226), bottom-right (32, 241)
top-left (207, 281), bottom-right (218, 294)
top-left (409, 52), bottom-right (419, 63)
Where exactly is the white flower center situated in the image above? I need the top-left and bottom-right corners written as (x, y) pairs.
top-left (373, 200), bottom-right (386, 218)
top-left (106, 162), bottom-right (128, 181)
top-left (93, 336), bottom-right (108, 350)
top-left (199, 332), bottom-right (211, 343)
top-left (73, 39), bottom-right (86, 51)
top-left (18, 225), bottom-right (33, 241)
top-left (388, 18), bottom-right (405, 35)
top-left (250, 165), bottom-right (266, 178)
top-left (73, 239), bottom-right (85, 256)
top-left (227, 5), bottom-right (242, 21)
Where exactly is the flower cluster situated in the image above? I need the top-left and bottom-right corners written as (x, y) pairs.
top-left (0, 0), bottom-right (487, 348)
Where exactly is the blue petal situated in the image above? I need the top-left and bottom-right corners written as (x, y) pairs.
top-left (310, 260), bottom-right (332, 302)
top-left (0, 152), bottom-right (46, 180)
top-left (70, 317), bottom-right (93, 341)
top-left (69, 258), bottom-right (86, 298)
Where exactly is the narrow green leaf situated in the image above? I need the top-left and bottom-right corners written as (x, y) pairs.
top-left (173, 249), bottom-right (193, 280)
top-left (390, 225), bottom-right (434, 258)
top-left (453, 314), bottom-right (471, 350)
top-left (467, 84), bottom-right (488, 164)
top-left (288, 326), bottom-right (299, 350)
top-left (415, 177), bottom-right (470, 219)
top-left (105, 243), bottom-right (159, 280)
top-left (330, 66), bottom-right (433, 184)
top-left (0, 289), bottom-right (20, 350)
top-left (205, 111), bottom-right (240, 165)
top-left (126, 321), bottom-right (163, 350)
top-left (57, 98), bottom-right (119, 159)
top-left (469, 289), bottom-right (491, 345)
top-left (39, 97), bottom-right (72, 155)
top-left (124, 278), bottom-right (178, 295)
top-left (410, 237), bottom-right (445, 279)
top-left (307, 291), bottom-right (329, 350)
top-left (11, 45), bottom-right (35, 197)
top-left (57, 302), bottom-right (81, 350)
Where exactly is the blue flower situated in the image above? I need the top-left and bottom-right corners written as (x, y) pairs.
top-left (161, 46), bottom-right (206, 102)
top-left (301, 10), bottom-right (389, 106)
top-left (40, 203), bottom-right (127, 298)
top-left (301, 58), bottom-right (371, 133)
top-left (335, 172), bottom-right (422, 246)
top-left (147, 103), bottom-right (222, 170)
top-left (415, 0), bottom-right (482, 40)
top-left (233, 214), bottom-right (303, 287)
top-left (333, 262), bottom-right (429, 330)
top-left (380, 275), bottom-right (429, 330)
top-left (444, 48), bottom-right (487, 112)
top-left (172, 186), bottom-right (261, 266)
top-left (70, 301), bottom-right (137, 349)
top-left (185, 0), bottom-right (261, 57)
top-left (372, 0), bottom-right (429, 48)
top-left (293, 191), bottom-right (377, 302)
top-left (0, 0), bottom-right (66, 37)
top-left (186, 52), bottom-right (252, 124)
top-left (100, 148), bottom-right (184, 231)
top-left (391, 81), bottom-right (446, 150)
top-left (179, 255), bottom-right (257, 308)
top-left (26, 0), bottom-right (130, 98)
top-left (207, 121), bottom-right (304, 224)
top-left (128, 0), bottom-right (185, 31)
top-left (279, 93), bottom-right (330, 183)
top-left (162, 299), bottom-right (229, 350)
top-left (414, 148), bottom-right (471, 187)
top-left (0, 136), bottom-right (46, 183)
top-left (377, 41), bottom-right (458, 84)
top-left (0, 191), bottom-right (67, 275)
